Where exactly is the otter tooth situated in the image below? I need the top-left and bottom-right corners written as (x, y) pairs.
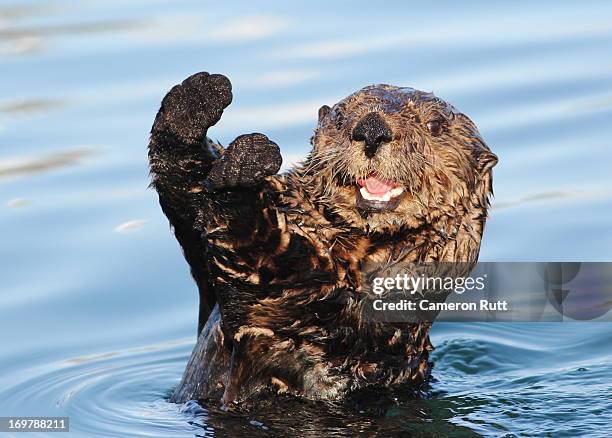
top-left (389, 187), bottom-right (405, 197)
top-left (360, 187), bottom-right (384, 201)
top-left (359, 187), bottom-right (373, 200)
top-left (359, 186), bottom-right (405, 202)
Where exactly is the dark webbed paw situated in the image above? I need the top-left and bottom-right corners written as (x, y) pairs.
top-left (205, 133), bottom-right (282, 190)
top-left (152, 72), bottom-right (232, 145)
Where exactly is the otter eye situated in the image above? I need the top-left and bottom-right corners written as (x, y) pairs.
top-left (426, 119), bottom-right (444, 136)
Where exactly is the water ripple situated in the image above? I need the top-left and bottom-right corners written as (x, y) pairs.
top-left (0, 148), bottom-right (95, 180)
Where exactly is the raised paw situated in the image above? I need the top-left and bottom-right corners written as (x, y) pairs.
top-left (205, 133), bottom-right (282, 190)
top-left (152, 72), bottom-right (233, 145)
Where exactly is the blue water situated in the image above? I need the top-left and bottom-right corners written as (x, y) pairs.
top-left (1, 1), bottom-right (611, 436)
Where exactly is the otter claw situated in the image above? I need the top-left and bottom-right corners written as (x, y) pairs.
top-left (205, 133), bottom-right (282, 190)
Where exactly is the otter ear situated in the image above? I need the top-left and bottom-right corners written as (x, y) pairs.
top-left (318, 105), bottom-right (331, 123)
top-left (478, 150), bottom-right (498, 174)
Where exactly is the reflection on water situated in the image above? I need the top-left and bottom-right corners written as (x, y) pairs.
top-left (492, 191), bottom-right (569, 210)
top-left (0, 18), bottom-right (148, 40)
top-left (1, 0), bottom-right (611, 436)
top-left (0, 148), bottom-right (95, 180)
top-left (0, 98), bottom-right (66, 115)
top-left (0, 37), bottom-right (43, 56)
top-left (113, 219), bottom-right (146, 233)
top-left (6, 197), bottom-right (30, 208)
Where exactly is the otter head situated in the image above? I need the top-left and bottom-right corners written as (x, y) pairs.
top-left (302, 85), bottom-right (498, 232)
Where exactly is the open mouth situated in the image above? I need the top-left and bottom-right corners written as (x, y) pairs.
top-left (356, 174), bottom-right (405, 211)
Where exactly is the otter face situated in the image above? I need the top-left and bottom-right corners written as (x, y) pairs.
top-left (306, 85), bottom-right (498, 231)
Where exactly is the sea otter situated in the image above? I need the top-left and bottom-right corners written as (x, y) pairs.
top-left (148, 72), bottom-right (497, 405)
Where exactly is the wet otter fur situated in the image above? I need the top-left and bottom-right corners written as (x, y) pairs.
top-left (148, 72), bottom-right (497, 405)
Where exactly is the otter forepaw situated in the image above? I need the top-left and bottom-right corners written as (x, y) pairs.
top-left (153, 72), bottom-right (233, 145)
top-left (205, 133), bottom-right (282, 190)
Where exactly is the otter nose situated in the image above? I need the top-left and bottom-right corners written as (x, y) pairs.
top-left (351, 112), bottom-right (393, 158)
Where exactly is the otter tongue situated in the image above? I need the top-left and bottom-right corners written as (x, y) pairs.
top-left (361, 176), bottom-right (396, 195)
